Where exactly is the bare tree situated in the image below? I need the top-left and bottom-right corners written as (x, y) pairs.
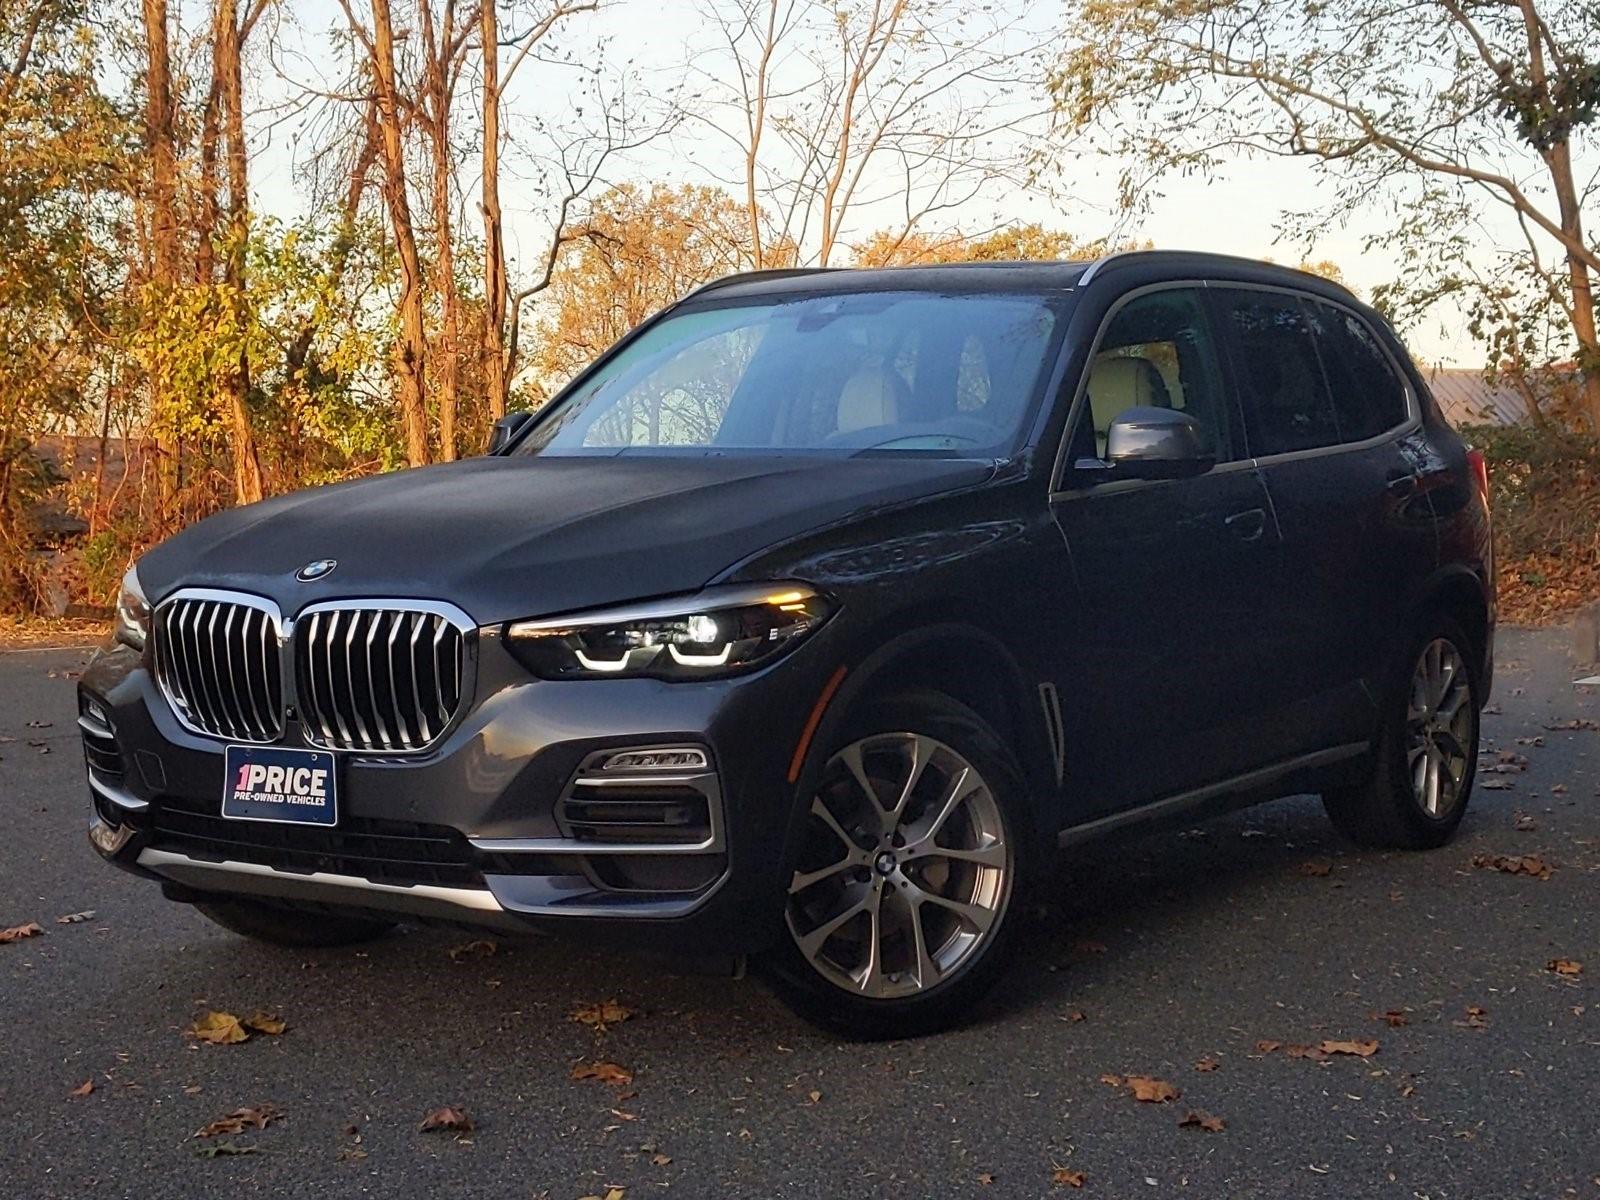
top-left (697, 0), bottom-right (1049, 268)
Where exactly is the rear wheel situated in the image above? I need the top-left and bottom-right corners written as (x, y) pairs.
top-left (193, 898), bottom-right (395, 947)
top-left (1323, 617), bottom-right (1479, 850)
top-left (762, 692), bottom-right (1034, 1038)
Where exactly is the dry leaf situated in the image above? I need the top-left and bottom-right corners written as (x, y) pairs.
top-left (70, 1079), bottom-right (94, 1097)
top-left (572, 999), bottom-right (635, 1032)
top-left (1318, 1039), bottom-right (1379, 1058)
top-left (1073, 939), bottom-right (1108, 955)
top-left (571, 1060), bottom-right (634, 1087)
top-left (1283, 1044), bottom-right (1328, 1061)
top-left (0, 922), bottom-right (43, 944)
top-left (1051, 1168), bottom-right (1087, 1188)
top-left (1061, 1008), bottom-right (1087, 1023)
top-left (1375, 1010), bottom-right (1410, 1028)
top-left (187, 1011), bottom-right (249, 1045)
top-left (56, 911), bottom-right (96, 924)
top-left (1099, 1073), bottom-right (1124, 1087)
top-left (1254, 1039), bottom-right (1281, 1054)
top-left (447, 939), bottom-right (497, 961)
top-left (1513, 811), bottom-right (1537, 831)
top-left (1480, 778), bottom-right (1514, 790)
top-left (1544, 718), bottom-right (1599, 731)
top-left (1179, 1110), bottom-right (1226, 1132)
top-left (1455, 1005), bottom-right (1490, 1030)
top-left (1548, 959), bottom-right (1583, 977)
top-left (419, 1106), bottom-right (473, 1134)
top-left (1472, 853), bottom-right (1554, 879)
top-left (650, 1153), bottom-right (672, 1166)
top-left (1551, 783), bottom-right (1568, 794)
top-left (1194, 1057), bottom-right (1220, 1072)
top-left (196, 1104), bottom-right (281, 1138)
top-left (1298, 860), bottom-right (1332, 877)
top-left (241, 1012), bottom-right (286, 1036)
top-left (806, 1090), bottom-right (822, 1104)
top-left (1125, 1076), bottom-right (1180, 1103)
top-left (977, 1173), bottom-right (996, 1186)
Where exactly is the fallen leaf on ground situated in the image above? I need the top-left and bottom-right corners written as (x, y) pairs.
top-left (186, 1011), bottom-right (249, 1045)
top-left (1544, 718), bottom-right (1599, 731)
top-left (0, 922), bottom-right (43, 944)
top-left (1298, 860), bottom-right (1332, 877)
top-left (192, 1140), bottom-right (260, 1158)
top-left (56, 911), bottom-right (96, 924)
top-left (806, 1090), bottom-right (822, 1104)
top-left (977, 1173), bottom-right (995, 1186)
top-left (1472, 853), bottom-right (1554, 879)
top-left (1281, 1043), bottom-right (1328, 1061)
top-left (70, 1080), bottom-right (94, 1097)
top-left (1073, 939), bottom-right (1108, 955)
top-left (1318, 1039), bottom-right (1379, 1057)
top-left (447, 939), bottom-right (497, 961)
top-left (1254, 1039), bottom-right (1281, 1054)
top-left (572, 999), bottom-right (635, 1032)
top-left (1513, 811), bottom-right (1537, 831)
top-left (1061, 1008), bottom-right (1087, 1023)
top-left (1194, 1057), bottom-right (1220, 1072)
top-left (1548, 959), bottom-right (1583, 976)
top-left (571, 1060), bottom-right (634, 1087)
top-left (241, 1012), bottom-right (286, 1036)
top-left (1480, 778), bottom-right (1514, 790)
top-left (1179, 1110), bottom-right (1226, 1132)
top-left (1051, 1167), bottom-right (1087, 1187)
top-left (419, 1106), bottom-right (473, 1134)
top-left (195, 1104), bottom-right (282, 1138)
top-left (1375, 1010), bottom-right (1409, 1028)
top-left (1124, 1075), bottom-right (1180, 1103)
top-left (1455, 1005), bottom-right (1490, 1030)
top-left (650, 1153), bottom-right (672, 1166)
top-left (1551, 783), bottom-right (1568, 794)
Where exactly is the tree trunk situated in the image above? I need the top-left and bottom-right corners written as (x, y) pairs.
top-left (141, 0), bottom-right (180, 523)
top-left (216, 0), bottom-right (265, 503)
top-left (480, 0), bottom-right (508, 419)
top-left (420, 0), bottom-right (460, 461)
top-left (369, 0), bottom-right (431, 467)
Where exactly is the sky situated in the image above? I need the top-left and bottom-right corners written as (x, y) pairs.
top-left (239, 0), bottom-right (1510, 370)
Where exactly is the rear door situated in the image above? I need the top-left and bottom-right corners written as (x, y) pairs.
top-left (1049, 284), bottom-right (1287, 816)
top-left (1210, 286), bottom-right (1438, 754)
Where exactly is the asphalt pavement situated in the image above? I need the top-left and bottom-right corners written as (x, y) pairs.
top-left (1, 627), bottom-right (1596, 1199)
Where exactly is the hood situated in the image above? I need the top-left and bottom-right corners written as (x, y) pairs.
top-left (137, 454), bottom-right (996, 624)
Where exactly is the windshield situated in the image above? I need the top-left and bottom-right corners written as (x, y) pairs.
top-left (515, 290), bottom-right (1065, 457)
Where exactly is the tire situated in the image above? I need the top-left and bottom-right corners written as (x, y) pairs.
top-left (193, 898), bottom-right (395, 947)
top-left (761, 690), bottom-right (1036, 1039)
top-left (1323, 615), bottom-right (1480, 850)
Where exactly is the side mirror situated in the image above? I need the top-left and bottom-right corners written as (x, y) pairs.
top-left (1080, 407), bottom-right (1216, 481)
top-left (486, 411), bottom-right (534, 455)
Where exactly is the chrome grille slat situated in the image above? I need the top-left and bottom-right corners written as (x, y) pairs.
top-left (153, 594), bottom-right (284, 744)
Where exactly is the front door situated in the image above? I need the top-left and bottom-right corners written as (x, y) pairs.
top-left (1048, 285), bottom-right (1286, 817)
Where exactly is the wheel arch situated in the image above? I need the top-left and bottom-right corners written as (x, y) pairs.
top-left (1409, 564), bottom-right (1494, 701)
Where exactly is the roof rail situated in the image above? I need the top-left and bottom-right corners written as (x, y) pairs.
top-left (1075, 249), bottom-right (1148, 288)
top-left (678, 267), bottom-right (841, 304)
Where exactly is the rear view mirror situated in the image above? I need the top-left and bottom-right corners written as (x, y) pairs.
top-left (1081, 407), bottom-right (1216, 481)
top-left (486, 411), bottom-right (534, 455)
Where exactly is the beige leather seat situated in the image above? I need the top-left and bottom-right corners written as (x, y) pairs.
top-left (836, 359), bottom-right (907, 434)
top-left (1086, 354), bottom-right (1169, 455)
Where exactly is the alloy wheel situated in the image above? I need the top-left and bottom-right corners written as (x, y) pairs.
top-left (785, 732), bottom-right (1011, 1000)
top-left (1406, 638), bottom-right (1474, 818)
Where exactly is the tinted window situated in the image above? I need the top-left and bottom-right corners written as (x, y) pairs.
top-left (1215, 289), bottom-right (1341, 456)
top-left (1078, 288), bottom-right (1236, 460)
top-left (1307, 300), bottom-right (1409, 441)
top-left (517, 291), bottom-right (1063, 457)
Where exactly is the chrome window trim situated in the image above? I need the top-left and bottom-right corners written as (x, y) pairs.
top-left (152, 588), bottom-right (285, 746)
top-left (1048, 278), bottom-right (1423, 499)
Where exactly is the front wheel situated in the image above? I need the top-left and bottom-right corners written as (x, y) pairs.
top-left (761, 692), bottom-right (1035, 1039)
top-left (1323, 617), bottom-right (1480, 850)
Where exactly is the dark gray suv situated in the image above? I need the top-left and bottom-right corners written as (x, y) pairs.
top-left (81, 251), bottom-right (1494, 1036)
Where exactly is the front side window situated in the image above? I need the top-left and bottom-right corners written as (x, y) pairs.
top-left (516, 291), bottom-right (1065, 458)
top-left (1214, 289), bottom-right (1342, 457)
top-left (1076, 287), bottom-right (1236, 460)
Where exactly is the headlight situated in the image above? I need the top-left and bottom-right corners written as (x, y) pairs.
top-left (114, 564), bottom-right (151, 651)
top-left (504, 583), bottom-right (834, 680)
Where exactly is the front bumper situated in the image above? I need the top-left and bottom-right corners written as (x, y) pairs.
top-left (79, 627), bottom-right (843, 955)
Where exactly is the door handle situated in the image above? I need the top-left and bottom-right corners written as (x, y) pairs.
top-left (1224, 507), bottom-right (1267, 542)
top-left (1385, 473), bottom-right (1419, 499)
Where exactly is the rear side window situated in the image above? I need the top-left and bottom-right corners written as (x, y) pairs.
top-left (1306, 301), bottom-right (1410, 441)
top-left (1213, 289), bottom-right (1341, 457)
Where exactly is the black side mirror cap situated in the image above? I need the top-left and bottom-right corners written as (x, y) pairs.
top-left (486, 411), bottom-right (534, 455)
top-left (1078, 407), bottom-right (1217, 482)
